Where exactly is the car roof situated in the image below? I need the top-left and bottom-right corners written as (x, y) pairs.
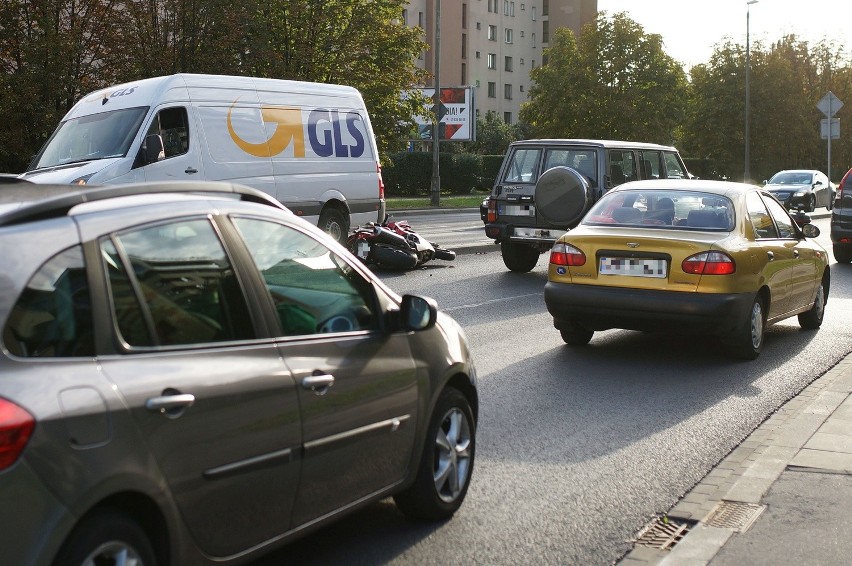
top-left (0, 181), bottom-right (289, 228)
top-left (611, 179), bottom-right (759, 198)
top-left (508, 139), bottom-right (679, 151)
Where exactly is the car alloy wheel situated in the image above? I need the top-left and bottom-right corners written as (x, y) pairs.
top-left (393, 387), bottom-right (476, 520)
top-left (799, 280), bottom-right (826, 329)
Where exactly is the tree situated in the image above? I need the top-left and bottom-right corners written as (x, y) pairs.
top-left (521, 12), bottom-right (688, 145)
top-left (241, 0), bottom-right (429, 161)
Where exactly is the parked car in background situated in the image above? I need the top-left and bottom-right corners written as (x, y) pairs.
top-left (483, 139), bottom-right (690, 272)
top-left (830, 167), bottom-right (852, 263)
top-left (544, 180), bottom-right (829, 360)
top-left (764, 169), bottom-right (834, 212)
top-left (0, 182), bottom-right (477, 566)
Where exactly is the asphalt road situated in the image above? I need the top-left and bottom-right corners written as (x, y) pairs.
top-left (256, 214), bottom-right (851, 566)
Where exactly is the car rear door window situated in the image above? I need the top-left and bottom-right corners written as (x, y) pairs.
top-left (502, 148), bottom-right (541, 183)
top-left (101, 218), bottom-right (256, 347)
top-left (762, 195), bottom-right (796, 239)
top-left (747, 192), bottom-right (778, 239)
top-left (231, 218), bottom-right (378, 336)
top-left (3, 246), bottom-right (94, 357)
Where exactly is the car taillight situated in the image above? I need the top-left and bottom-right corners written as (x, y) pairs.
top-left (682, 251), bottom-right (736, 275)
top-left (550, 243), bottom-right (586, 266)
top-left (0, 399), bottom-right (35, 470)
top-left (377, 162), bottom-right (385, 200)
top-left (487, 198), bottom-right (496, 223)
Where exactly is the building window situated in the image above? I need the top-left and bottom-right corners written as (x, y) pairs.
top-left (532, 6), bottom-right (537, 20)
top-left (487, 53), bottom-right (496, 69)
top-left (462, 34), bottom-right (467, 58)
top-left (511, 2), bottom-right (515, 16)
top-left (542, 21), bottom-right (549, 44)
top-left (488, 82), bottom-right (496, 98)
top-left (402, 9), bottom-right (408, 25)
top-left (488, 24), bottom-right (496, 41)
top-left (520, 30), bottom-right (524, 38)
top-left (475, 79), bottom-right (480, 87)
top-left (419, 12), bottom-right (423, 27)
top-left (521, 3), bottom-right (525, 10)
top-left (532, 59), bottom-right (536, 69)
top-left (504, 84), bottom-right (512, 99)
top-left (476, 51), bottom-right (481, 59)
top-left (505, 56), bottom-right (513, 72)
top-left (520, 58), bottom-right (524, 65)
top-left (504, 112), bottom-right (512, 124)
top-left (505, 28), bottom-right (513, 43)
top-left (520, 84), bottom-right (524, 92)
top-left (488, 0), bottom-right (497, 13)
top-left (476, 21), bottom-right (481, 30)
top-left (541, 1), bottom-right (547, 17)
top-left (462, 3), bottom-right (467, 29)
top-left (532, 32), bottom-right (536, 48)
top-left (461, 63), bottom-right (466, 84)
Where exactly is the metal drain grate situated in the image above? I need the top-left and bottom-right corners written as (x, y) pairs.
top-left (634, 516), bottom-right (694, 550)
top-left (703, 501), bottom-right (766, 532)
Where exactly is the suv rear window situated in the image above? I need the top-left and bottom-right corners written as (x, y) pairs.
top-left (502, 148), bottom-right (540, 183)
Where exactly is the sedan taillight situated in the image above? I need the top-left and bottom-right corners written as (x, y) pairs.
top-left (0, 399), bottom-right (35, 471)
top-left (682, 251), bottom-right (736, 275)
top-left (550, 243), bottom-right (586, 266)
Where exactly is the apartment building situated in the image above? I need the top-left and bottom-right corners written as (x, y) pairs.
top-left (404, 0), bottom-right (597, 125)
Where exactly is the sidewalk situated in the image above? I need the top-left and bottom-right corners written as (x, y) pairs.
top-left (618, 353), bottom-right (852, 566)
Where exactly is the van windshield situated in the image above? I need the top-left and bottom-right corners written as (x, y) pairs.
top-left (29, 106), bottom-right (148, 170)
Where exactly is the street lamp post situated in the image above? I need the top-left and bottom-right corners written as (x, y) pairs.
top-left (744, 0), bottom-right (758, 183)
top-left (430, 0), bottom-right (442, 207)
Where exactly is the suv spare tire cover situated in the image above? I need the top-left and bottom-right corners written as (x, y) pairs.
top-left (535, 166), bottom-right (591, 226)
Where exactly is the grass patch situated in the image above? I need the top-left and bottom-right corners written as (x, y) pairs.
top-left (386, 194), bottom-right (486, 210)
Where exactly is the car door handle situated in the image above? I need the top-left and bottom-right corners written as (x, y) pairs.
top-left (185, 167), bottom-right (198, 174)
top-left (145, 393), bottom-right (195, 412)
top-left (767, 251), bottom-right (774, 261)
top-left (302, 373), bottom-right (335, 395)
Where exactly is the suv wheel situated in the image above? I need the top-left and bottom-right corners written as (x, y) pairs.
top-left (834, 244), bottom-right (852, 264)
top-left (501, 241), bottom-right (540, 272)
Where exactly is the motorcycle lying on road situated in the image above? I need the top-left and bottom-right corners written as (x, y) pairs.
top-left (347, 214), bottom-right (456, 270)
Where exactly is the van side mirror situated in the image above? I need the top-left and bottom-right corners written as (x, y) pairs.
top-left (134, 134), bottom-right (165, 168)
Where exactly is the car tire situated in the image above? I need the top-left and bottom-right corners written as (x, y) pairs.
top-left (559, 322), bottom-right (594, 346)
top-left (807, 194), bottom-right (816, 213)
top-left (319, 206), bottom-right (349, 244)
top-left (798, 278), bottom-right (827, 329)
top-left (726, 295), bottom-right (766, 360)
top-left (394, 387), bottom-right (475, 521)
top-left (834, 245), bottom-right (852, 264)
top-left (501, 241), bottom-right (540, 272)
top-left (54, 510), bottom-right (158, 566)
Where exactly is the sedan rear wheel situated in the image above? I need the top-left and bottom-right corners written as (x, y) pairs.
top-left (559, 322), bottom-right (594, 346)
top-left (54, 510), bottom-right (157, 566)
top-left (727, 295), bottom-right (765, 360)
top-left (394, 387), bottom-right (475, 520)
top-left (799, 279), bottom-right (826, 329)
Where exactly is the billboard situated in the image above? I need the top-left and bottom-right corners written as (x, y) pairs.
top-left (412, 87), bottom-right (475, 142)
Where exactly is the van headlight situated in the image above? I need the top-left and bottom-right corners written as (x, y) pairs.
top-left (70, 174), bottom-right (94, 185)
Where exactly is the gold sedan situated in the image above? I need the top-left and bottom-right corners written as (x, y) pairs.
top-left (544, 180), bottom-right (830, 359)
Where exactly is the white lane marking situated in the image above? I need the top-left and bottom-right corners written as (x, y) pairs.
top-left (444, 292), bottom-right (543, 312)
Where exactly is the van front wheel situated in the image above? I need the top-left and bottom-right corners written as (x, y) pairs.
top-left (319, 207), bottom-right (349, 244)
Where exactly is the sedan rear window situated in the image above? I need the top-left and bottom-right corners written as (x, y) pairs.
top-left (583, 190), bottom-right (735, 231)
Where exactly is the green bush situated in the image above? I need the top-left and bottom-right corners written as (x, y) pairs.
top-left (383, 151), bottom-right (504, 196)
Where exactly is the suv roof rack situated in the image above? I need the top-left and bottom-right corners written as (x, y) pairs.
top-left (0, 181), bottom-right (289, 228)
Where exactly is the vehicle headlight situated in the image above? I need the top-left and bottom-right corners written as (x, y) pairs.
top-left (70, 173), bottom-right (94, 185)
top-left (794, 190), bottom-right (806, 197)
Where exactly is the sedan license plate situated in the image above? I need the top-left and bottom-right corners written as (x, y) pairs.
top-left (599, 257), bottom-right (667, 278)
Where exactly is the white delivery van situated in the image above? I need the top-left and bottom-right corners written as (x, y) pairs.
top-left (20, 73), bottom-right (385, 241)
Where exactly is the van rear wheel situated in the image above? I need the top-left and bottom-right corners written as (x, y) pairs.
top-left (319, 207), bottom-right (349, 244)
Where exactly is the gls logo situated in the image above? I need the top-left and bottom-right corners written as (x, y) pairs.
top-left (227, 103), bottom-right (366, 159)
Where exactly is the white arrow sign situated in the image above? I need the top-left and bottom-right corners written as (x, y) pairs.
top-left (818, 91), bottom-right (843, 117)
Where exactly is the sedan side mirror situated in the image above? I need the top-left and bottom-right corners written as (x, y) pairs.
top-left (802, 223), bottom-right (820, 238)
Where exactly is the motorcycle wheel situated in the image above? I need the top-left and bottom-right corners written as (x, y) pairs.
top-left (434, 248), bottom-right (456, 261)
top-left (369, 244), bottom-right (419, 270)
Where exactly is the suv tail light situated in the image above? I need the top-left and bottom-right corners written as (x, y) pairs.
top-left (682, 251), bottom-right (736, 275)
top-left (838, 168), bottom-right (852, 201)
top-left (487, 198), bottom-right (497, 223)
top-left (0, 399), bottom-right (35, 470)
top-left (550, 243), bottom-right (586, 266)
top-left (377, 162), bottom-right (385, 200)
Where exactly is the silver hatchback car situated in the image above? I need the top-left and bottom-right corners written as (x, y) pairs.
top-left (0, 182), bottom-right (477, 565)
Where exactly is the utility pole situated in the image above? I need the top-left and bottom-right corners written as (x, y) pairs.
top-left (430, 0), bottom-right (441, 207)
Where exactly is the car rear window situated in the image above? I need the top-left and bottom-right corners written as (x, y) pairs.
top-left (582, 190), bottom-right (735, 230)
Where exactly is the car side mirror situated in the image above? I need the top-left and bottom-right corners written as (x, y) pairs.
top-left (136, 134), bottom-right (165, 167)
top-left (802, 223), bottom-right (819, 238)
top-left (398, 294), bottom-right (437, 331)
